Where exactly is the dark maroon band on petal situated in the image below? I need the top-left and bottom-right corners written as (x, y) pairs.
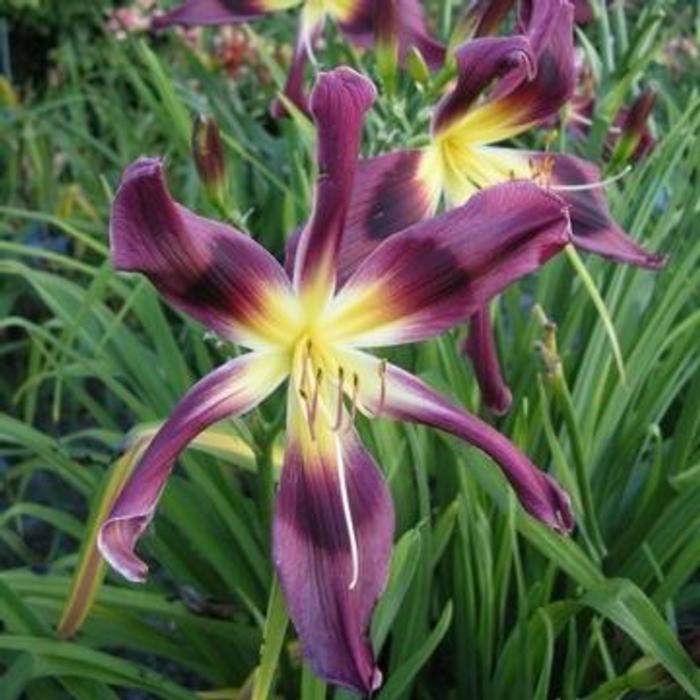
top-left (274, 428), bottom-right (393, 694)
top-left (373, 362), bottom-right (573, 532)
top-left (110, 158), bottom-right (294, 345)
top-left (98, 352), bottom-right (284, 582)
top-left (336, 181), bottom-right (571, 346)
top-left (152, 0), bottom-right (269, 29)
top-left (490, 0), bottom-right (576, 129)
top-left (463, 306), bottom-right (513, 415)
top-left (286, 149), bottom-right (434, 286)
top-left (293, 67), bottom-right (376, 294)
top-left (542, 153), bottom-right (667, 269)
top-left (433, 35), bottom-right (535, 135)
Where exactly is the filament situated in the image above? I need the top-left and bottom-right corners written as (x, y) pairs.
top-left (335, 435), bottom-right (359, 590)
top-left (331, 367), bottom-right (345, 432)
top-left (551, 165), bottom-right (631, 192)
top-left (307, 368), bottom-right (323, 441)
top-left (345, 373), bottom-right (360, 431)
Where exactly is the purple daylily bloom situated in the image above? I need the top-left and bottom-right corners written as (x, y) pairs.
top-left (287, 0), bottom-right (665, 414)
top-left (151, 0), bottom-right (445, 116)
top-left (98, 67), bottom-right (574, 694)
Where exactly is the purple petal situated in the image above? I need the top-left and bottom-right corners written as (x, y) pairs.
top-left (340, 350), bottom-right (573, 532)
top-left (292, 67), bottom-right (376, 297)
top-left (463, 306), bottom-right (512, 415)
top-left (110, 158), bottom-right (296, 347)
top-left (487, 0), bottom-right (576, 132)
top-left (274, 419), bottom-right (393, 694)
top-left (432, 35), bottom-right (535, 135)
top-left (286, 149), bottom-right (436, 285)
top-left (543, 153), bottom-right (667, 269)
top-left (151, 0), bottom-right (275, 29)
top-left (327, 181), bottom-right (571, 347)
top-left (98, 352), bottom-right (287, 582)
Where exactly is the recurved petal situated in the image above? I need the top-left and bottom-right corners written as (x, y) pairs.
top-left (336, 349), bottom-right (573, 532)
top-left (292, 68), bottom-right (376, 301)
top-left (463, 306), bottom-right (512, 415)
top-left (152, 0), bottom-right (299, 29)
top-left (432, 35), bottom-right (535, 136)
top-left (110, 158), bottom-right (299, 348)
top-left (274, 398), bottom-right (393, 694)
top-left (451, 0), bottom-right (575, 144)
top-left (98, 351), bottom-right (289, 582)
top-left (323, 181), bottom-right (570, 347)
top-left (541, 153), bottom-right (667, 269)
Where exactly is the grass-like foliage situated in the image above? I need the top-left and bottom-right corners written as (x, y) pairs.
top-left (1, 1), bottom-right (700, 698)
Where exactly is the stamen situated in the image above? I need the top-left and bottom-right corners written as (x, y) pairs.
top-left (331, 367), bottom-right (345, 432)
top-left (307, 368), bottom-right (323, 441)
top-left (345, 373), bottom-right (360, 431)
top-left (551, 165), bottom-right (631, 192)
top-left (334, 435), bottom-right (359, 590)
top-left (298, 338), bottom-right (313, 395)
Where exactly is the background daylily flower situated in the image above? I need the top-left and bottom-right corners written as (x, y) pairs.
top-left (98, 66), bottom-right (574, 694)
top-left (293, 0), bottom-right (666, 414)
top-left (151, 0), bottom-right (445, 115)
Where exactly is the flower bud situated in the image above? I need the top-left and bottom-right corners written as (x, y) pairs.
top-left (610, 88), bottom-right (657, 165)
top-left (405, 46), bottom-right (430, 85)
top-left (191, 113), bottom-right (228, 207)
top-left (374, 0), bottom-right (399, 94)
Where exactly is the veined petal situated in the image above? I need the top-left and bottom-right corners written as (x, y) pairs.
top-left (463, 305), bottom-right (512, 414)
top-left (110, 158), bottom-right (300, 349)
top-left (98, 351), bottom-right (289, 582)
top-left (286, 149), bottom-right (439, 285)
top-left (323, 181), bottom-right (570, 347)
top-left (432, 35), bottom-right (535, 137)
top-left (152, 0), bottom-right (300, 29)
top-left (274, 395), bottom-right (393, 694)
top-left (468, 147), bottom-right (668, 269)
top-left (292, 68), bottom-right (376, 306)
top-left (446, 0), bottom-right (574, 145)
top-left (335, 349), bottom-right (573, 532)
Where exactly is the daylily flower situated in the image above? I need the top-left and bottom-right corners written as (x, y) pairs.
top-left (297, 0), bottom-right (666, 414)
top-left (151, 0), bottom-right (445, 115)
top-left (98, 67), bottom-right (574, 694)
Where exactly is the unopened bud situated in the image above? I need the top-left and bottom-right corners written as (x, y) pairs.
top-left (405, 46), bottom-right (430, 85)
top-left (610, 88), bottom-right (657, 165)
top-left (192, 113), bottom-right (228, 206)
top-left (374, 0), bottom-right (399, 94)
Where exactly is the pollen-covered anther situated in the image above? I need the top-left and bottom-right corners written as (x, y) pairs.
top-left (531, 154), bottom-right (556, 189)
